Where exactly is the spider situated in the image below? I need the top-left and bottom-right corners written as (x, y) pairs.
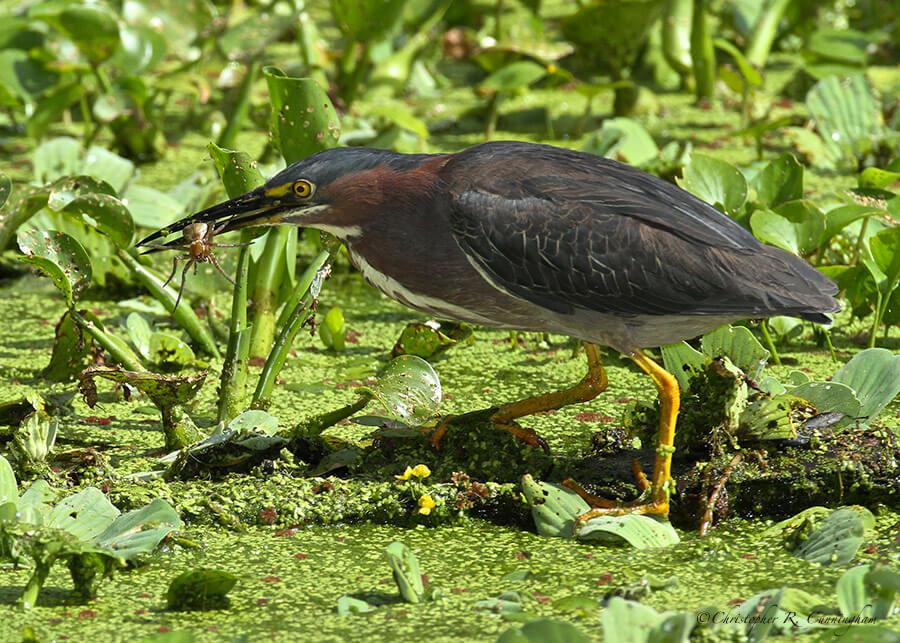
top-left (142, 221), bottom-right (250, 309)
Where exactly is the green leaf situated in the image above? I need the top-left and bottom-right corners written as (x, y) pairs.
top-left (95, 498), bottom-right (181, 560)
top-left (601, 597), bottom-right (663, 643)
top-left (576, 514), bottom-right (680, 548)
top-left (807, 29), bottom-right (870, 65)
top-left (81, 146), bottom-right (135, 192)
top-left (336, 595), bottom-right (377, 615)
top-left (794, 508), bottom-right (872, 567)
top-left (832, 348), bottom-right (900, 420)
top-left (0, 49), bottom-right (58, 102)
top-left (330, 0), bottom-right (406, 42)
top-left (677, 155), bottom-right (748, 215)
top-left (822, 205), bottom-right (881, 245)
top-left (263, 68), bottom-right (340, 164)
top-left (498, 618), bottom-right (592, 643)
top-left (790, 381), bottom-right (861, 417)
top-left (55, 5), bottom-right (121, 64)
top-left (713, 38), bottom-right (762, 86)
top-left (148, 332), bottom-right (196, 368)
top-left (166, 569), bottom-right (237, 611)
top-left (867, 227), bottom-right (900, 295)
top-left (589, 117), bottom-right (659, 166)
top-left (218, 11), bottom-right (295, 61)
top-left (207, 144), bottom-right (266, 199)
top-left (480, 61), bottom-right (547, 94)
top-left (750, 201), bottom-right (826, 256)
top-left (700, 325), bottom-right (769, 381)
top-left (358, 355), bottom-right (442, 424)
top-left (661, 341), bottom-right (707, 391)
top-left (125, 312), bottom-right (152, 358)
top-left (836, 564), bottom-right (871, 617)
top-left (0, 172), bottom-right (10, 212)
top-left (755, 153), bottom-right (803, 207)
top-left (62, 193), bottom-right (135, 249)
top-left (806, 75), bottom-right (885, 162)
top-left (17, 229), bottom-right (92, 308)
top-left (520, 475), bottom-right (589, 538)
top-left (46, 175), bottom-right (117, 211)
top-left (227, 410), bottom-right (279, 436)
top-left (122, 185), bottom-right (186, 229)
top-left (0, 455), bottom-right (18, 506)
top-left (363, 101), bottom-right (429, 139)
top-left (859, 168), bottom-right (900, 190)
top-left (33, 137), bottom-right (82, 185)
top-left (384, 541), bottom-right (425, 604)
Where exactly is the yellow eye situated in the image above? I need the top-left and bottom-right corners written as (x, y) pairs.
top-left (293, 179), bottom-right (314, 198)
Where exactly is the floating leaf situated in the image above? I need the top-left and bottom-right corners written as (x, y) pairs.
top-left (790, 381), bottom-right (861, 417)
top-left (498, 618), bottom-right (591, 643)
top-left (330, 0), bottom-right (406, 42)
top-left (806, 75), bottom-right (885, 162)
top-left (358, 355), bottom-right (441, 424)
top-left (660, 341), bottom-right (706, 391)
top-left (166, 569), bottom-right (237, 611)
top-left (677, 155), bottom-right (748, 215)
top-left (832, 348), bottom-right (900, 421)
top-left (148, 332), bottom-right (196, 368)
top-left (0, 455), bottom-right (17, 505)
top-left (521, 475), bottom-right (589, 539)
top-left (33, 137), bottom-right (82, 185)
top-left (81, 146), bottom-right (135, 192)
top-left (793, 507), bottom-right (873, 567)
top-left (319, 306), bottom-right (346, 352)
top-left (587, 117), bottom-right (659, 166)
top-left (336, 595), bottom-right (377, 615)
top-left (701, 325), bottom-right (769, 381)
top-left (601, 597), bottom-right (663, 643)
top-left (17, 229), bottom-right (92, 307)
top-left (576, 514), bottom-right (680, 548)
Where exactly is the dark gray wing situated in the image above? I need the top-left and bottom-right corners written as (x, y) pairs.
top-left (444, 143), bottom-right (838, 319)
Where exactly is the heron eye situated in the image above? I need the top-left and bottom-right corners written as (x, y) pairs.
top-left (293, 179), bottom-right (314, 198)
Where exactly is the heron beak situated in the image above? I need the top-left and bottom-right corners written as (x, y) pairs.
top-left (135, 187), bottom-right (324, 249)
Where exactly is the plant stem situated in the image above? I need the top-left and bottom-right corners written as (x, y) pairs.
top-left (690, 0), bottom-right (715, 101)
top-left (869, 290), bottom-right (883, 348)
top-left (745, 0), bottom-right (794, 68)
top-left (71, 311), bottom-right (144, 371)
top-left (253, 249), bottom-right (333, 406)
top-left (287, 394), bottom-right (372, 439)
top-left (217, 233), bottom-right (253, 423)
top-left (248, 226), bottom-right (292, 357)
top-left (116, 249), bottom-right (221, 358)
top-left (758, 320), bottom-right (780, 365)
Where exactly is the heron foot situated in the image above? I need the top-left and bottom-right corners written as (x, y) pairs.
top-left (424, 409), bottom-right (550, 454)
top-left (563, 459), bottom-right (670, 522)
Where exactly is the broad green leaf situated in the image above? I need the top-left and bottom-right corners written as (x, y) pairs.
top-left (0, 49), bottom-right (58, 102)
top-left (836, 564), bottom-right (870, 617)
top-left (121, 0), bottom-right (215, 59)
top-left (148, 332), bottom-right (196, 367)
top-left (62, 193), bottom-right (135, 249)
top-left (755, 153), bottom-right (803, 207)
top-left (165, 569), bottom-right (236, 611)
top-left (868, 227), bottom-right (900, 295)
top-left (677, 155), bottom-right (748, 215)
top-left (384, 541), bottom-right (424, 603)
top-left (660, 341), bottom-right (706, 391)
top-left (227, 410), bottom-right (279, 436)
top-left (46, 487), bottom-right (119, 541)
top-left (33, 137), bottom-right (82, 185)
top-left (499, 618), bottom-right (592, 643)
top-left (521, 475), bottom-right (589, 538)
top-left (576, 514), bottom-right (680, 548)
top-left (701, 325), bottom-right (769, 381)
top-left (479, 61), bottom-right (547, 94)
top-left (96, 498), bottom-right (181, 560)
top-left (43, 309), bottom-right (94, 381)
top-left (319, 306), bottom-right (346, 351)
top-left (336, 595), bottom-right (377, 615)
top-left (263, 68), bottom-right (340, 164)
top-left (358, 355), bottom-right (442, 424)
top-left (218, 10), bottom-right (295, 61)
top-left (125, 312), bottom-right (152, 358)
top-left (738, 395), bottom-right (796, 440)
top-left (0, 455), bottom-right (17, 505)
top-left (790, 381), bottom-right (861, 417)
top-left (859, 168), bottom-right (900, 190)
top-left (713, 38), bottom-right (762, 86)
top-left (208, 144), bottom-right (266, 199)
top-left (750, 201), bottom-right (825, 256)
top-left (47, 175), bottom-right (117, 211)
top-left (806, 75), bottom-right (885, 162)
top-left (793, 508), bottom-right (873, 567)
top-left (822, 205), bottom-right (880, 245)
top-left (331, 0), bottom-right (406, 42)
top-left (807, 29), bottom-right (870, 65)
top-left (82, 146), bottom-right (135, 192)
top-left (110, 24), bottom-right (168, 73)
top-left (56, 5), bottom-right (121, 64)
top-left (832, 348), bottom-right (900, 420)
top-left (17, 229), bottom-right (92, 307)
top-left (591, 117), bottom-right (658, 166)
top-left (601, 597), bottom-right (663, 643)
top-left (122, 184), bottom-right (186, 229)
top-left (363, 102), bottom-right (429, 139)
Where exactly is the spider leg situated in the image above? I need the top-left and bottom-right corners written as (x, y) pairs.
top-left (210, 254), bottom-right (238, 286)
top-left (172, 259), bottom-right (193, 310)
top-left (214, 242), bottom-right (254, 248)
top-left (162, 255), bottom-right (184, 288)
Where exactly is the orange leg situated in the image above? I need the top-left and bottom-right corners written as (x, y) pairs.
top-left (573, 348), bottom-right (679, 520)
top-left (429, 342), bottom-right (609, 451)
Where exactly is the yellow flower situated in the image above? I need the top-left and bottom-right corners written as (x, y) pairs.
top-left (418, 495), bottom-right (436, 515)
top-left (395, 464), bottom-right (431, 481)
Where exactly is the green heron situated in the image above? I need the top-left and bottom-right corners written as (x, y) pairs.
top-left (139, 141), bottom-right (839, 518)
